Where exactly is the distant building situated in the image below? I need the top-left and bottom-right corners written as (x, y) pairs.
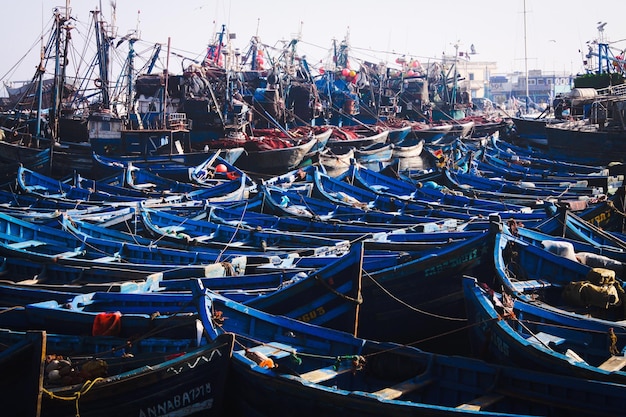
top-left (486, 70), bottom-right (574, 108)
top-left (441, 56), bottom-right (497, 101)
top-left (448, 56), bottom-right (574, 110)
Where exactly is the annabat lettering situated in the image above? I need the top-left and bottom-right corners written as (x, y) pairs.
top-left (138, 383), bottom-right (212, 417)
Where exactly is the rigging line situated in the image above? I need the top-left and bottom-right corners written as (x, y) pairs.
top-left (518, 318), bottom-right (626, 337)
top-left (215, 199), bottom-right (249, 263)
top-left (361, 269), bottom-right (467, 321)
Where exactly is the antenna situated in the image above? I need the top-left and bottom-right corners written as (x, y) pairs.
top-left (597, 22), bottom-right (607, 43)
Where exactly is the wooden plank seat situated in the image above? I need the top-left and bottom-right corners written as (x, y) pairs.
top-left (527, 331), bottom-right (565, 348)
top-left (510, 279), bottom-right (552, 292)
top-left (130, 182), bottom-right (156, 190)
top-left (456, 393), bottom-right (504, 411)
top-left (244, 342), bottom-right (295, 360)
top-left (8, 240), bottom-right (46, 249)
top-left (598, 355), bottom-right (626, 372)
top-left (373, 377), bottom-right (433, 400)
top-left (93, 255), bottom-right (121, 263)
top-left (53, 250), bottom-right (84, 259)
top-left (299, 365), bottom-right (353, 384)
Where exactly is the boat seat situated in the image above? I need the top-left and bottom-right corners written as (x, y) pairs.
top-left (8, 240), bottom-right (45, 249)
top-left (299, 365), bottom-right (353, 383)
top-left (527, 331), bottom-right (565, 347)
top-left (598, 355), bottom-right (626, 372)
top-left (244, 342), bottom-right (295, 360)
top-left (456, 393), bottom-right (504, 411)
top-left (565, 349), bottom-right (587, 363)
top-left (54, 250), bottom-right (84, 259)
top-left (510, 279), bottom-right (552, 292)
top-left (163, 226), bottom-right (186, 234)
top-left (93, 256), bottom-right (120, 263)
top-left (27, 185), bottom-right (48, 192)
top-left (131, 182), bottom-right (156, 190)
top-left (373, 377), bottom-right (433, 400)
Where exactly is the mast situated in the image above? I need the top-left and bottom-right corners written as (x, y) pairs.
top-left (126, 36), bottom-right (137, 125)
top-left (50, 5), bottom-right (71, 141)
top-left (93, 8), bottom-right (111, 109)
top-left (35, 24), bottom-right (46, 138)
top-left (523, 0), bottom-right (529, 112)
top-left (162, 37), bottom-right (171, 128)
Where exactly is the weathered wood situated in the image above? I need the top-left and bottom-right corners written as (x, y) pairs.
top-left (598, 355), bottom-right (626, 372)
top-left (373, 377), bottom-right (433, 400)
top-left (456, 393), bottom-right (504, 411)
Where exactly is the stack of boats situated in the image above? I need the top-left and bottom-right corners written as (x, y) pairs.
top-left (3, 130), bottom-right (626, 417)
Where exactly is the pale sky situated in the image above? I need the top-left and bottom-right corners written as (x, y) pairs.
top-left (2, 0), bottom-right (625, 95)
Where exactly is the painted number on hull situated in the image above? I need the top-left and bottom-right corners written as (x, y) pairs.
top-left (298, 306), bottom-right (326, 322)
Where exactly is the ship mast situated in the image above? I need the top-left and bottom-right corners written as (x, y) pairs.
top-left (523, 0), bottom-right (529, 112)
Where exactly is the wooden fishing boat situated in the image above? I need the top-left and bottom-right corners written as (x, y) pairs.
top-left (124, 163), bottom-right (254, 201)
top-left (354, 142), bottom-right (393, 171)
top-left (222, 186), bottom-right (449, 235)
top-left (325, 125), bottom-right (390, 152)
top-left (391, 139), bottom-right (424, 159)
top-left (492, 220), bottom-right (626, 325)
top-left (138, 205), bottom-right (351, 254)
top-left (0, 129), bottom-right (92, 178)
top-left (61, 208), bottom-right (311, 258)
top-left (506, 214), bottom-right (626, 262)
top-left (381, 122), bottom-right (412, 144)
top-left (317, 147), bottom-right (354, 177)
top-left (0, 146), bottom-right (50, 184)
top-left (0, 327), bottom-right (234, 417)
top-left (472, 153), bottom-right (617, 192)
top-left (91, 148), bottom-right (245, 182)
top-left (0, 271), bottom-right (163, 307)
top-left (0, 211), bottom-right (275, 282)
top-left (511, 115), bottom-right (567, 147)
top-left (480, 147), bottom-right (607, 177)
top-left (205, 131), bottom-right (319, 176)
top-left (463, 275), bottom-right (626, 384)
top-left (246, 230), bottom-right (494, 346)
top-left (17, 166), bottom-right (144, 203)
top-left (0, 290), bottom-right (204, 339)
top-left (444, 119), bottom-right (475, 138)
top-left (18, 164), bottom-right (252, 205)
top-left (316, 165), bottom-right (553, 225)
top-left (191, 279), bottom-right (626, 417)
top-left (0, 329), bottom-right (45, 417)
top-left (546, 118), bottom-right (626, 165)
top-left (533, 208), bottom-right (626, 248)
top-left (258, 184), bottom-right (433, 225)
top-left (442, 167), bottom-right (604, 201)
top-left (409, 121), bottom-right (452, 142)
top-left (205, 198), bottom-right (411, 236)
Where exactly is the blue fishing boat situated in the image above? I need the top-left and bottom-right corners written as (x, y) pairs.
top-left (0, 211), bottom-right (269, 282)
top-left (315, 165), bottom-right (553, 225)
top-left (492, 220), bottom-right (626, 324)
top-left (463, 276), bottom-right (626, 384)
top-left (91, 148), bottom-right (245, 182)
top-left (191, 279), bottom-right (626, 417)
top-left (0, 330), bottom-right (234, 417)
top-left (138, 205), bottom-right (350, 254)
top-left (0, 329), bottom-right (45, 416)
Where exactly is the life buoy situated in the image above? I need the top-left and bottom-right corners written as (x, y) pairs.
top-left (94, 78), bottom-right (103, 88)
